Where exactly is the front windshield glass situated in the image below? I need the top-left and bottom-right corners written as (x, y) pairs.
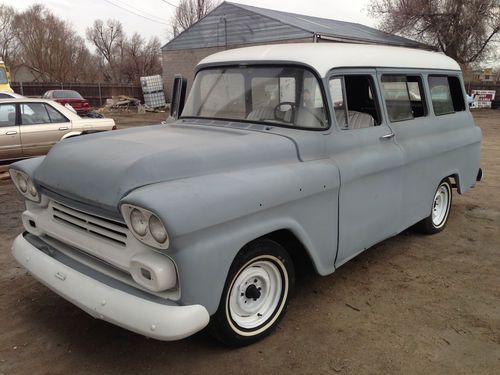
top-left (0, 68), bottom-right (8, 84)
top-left (182, 66), bottom-right (328, 129)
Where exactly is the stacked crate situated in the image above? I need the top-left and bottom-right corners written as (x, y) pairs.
top-left (140, 75), bottom-right (166, 108)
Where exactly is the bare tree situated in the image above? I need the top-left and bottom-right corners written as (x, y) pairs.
top-left (122, 33), bottom-right (162, 82)
top-left (86, 19), bottom-right (125, 82)
top-left (0, 5), bottom-right (18, 66)
top-left (368, 0), bottom-right (500, 65)
top-left (13, 4), bottom-right (94, 82)
top-left (172, 0), bottom-right (219, 37)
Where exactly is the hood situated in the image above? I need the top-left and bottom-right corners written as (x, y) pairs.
top-left (34, 123), bottom-right (299, 213)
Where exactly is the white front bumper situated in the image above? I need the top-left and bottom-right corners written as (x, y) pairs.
top-left (12, 234), bottom-right (210, 341)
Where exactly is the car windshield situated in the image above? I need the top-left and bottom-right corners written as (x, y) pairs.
top-left (182, 66), bottom-right (328, 129)
top-left (53, 90), bottom-right (83, 99)
top-left (0, 68), bottom-right (8, 84)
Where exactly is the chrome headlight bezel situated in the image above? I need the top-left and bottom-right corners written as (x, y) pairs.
top-left (9, 169), bottom-right (40, 202)
top-left (121, 204), bottom-right (170, 250)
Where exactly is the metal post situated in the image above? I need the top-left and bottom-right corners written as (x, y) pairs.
top-left (98, 82), bottom-right (102, 106)
top-left (223, 16), bottom-right (227, 49)
top-left (20, 81), bottom-right (24, 96)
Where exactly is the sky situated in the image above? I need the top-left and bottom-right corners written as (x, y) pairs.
top-left (4, 0), bottom-right (375, 48)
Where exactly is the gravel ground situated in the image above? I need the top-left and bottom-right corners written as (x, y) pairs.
top-left (0, 110), bottom-right (498, 375)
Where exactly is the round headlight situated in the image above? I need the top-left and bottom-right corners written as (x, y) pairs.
top-left (28, 180), bottom-right (38, 197)
top-left (17, 173), bottom-right (28, 193)
top-left (130, 208), bottom-right (147, 236)
top-left (149, 215), bottom-right (168, 244)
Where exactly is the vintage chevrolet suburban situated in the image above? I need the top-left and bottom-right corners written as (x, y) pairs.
top-left (9, 44), bottom-right (482, 346)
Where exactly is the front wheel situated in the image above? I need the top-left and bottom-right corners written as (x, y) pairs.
top-left (209, 239), bottom-right (294, 346)
top-left (416, 178), bottom-right (453, 234)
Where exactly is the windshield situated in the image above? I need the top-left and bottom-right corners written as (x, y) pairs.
top-left (182, 66), bottom-right (328, 129)
top-left (0, 68), bottom-right (8, 84)
top-left (53, 90), bottom-right (83, 99)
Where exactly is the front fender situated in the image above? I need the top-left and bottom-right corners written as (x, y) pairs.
top-left (9, 156), bottom-right (45, 179)
top-left (121, 160), bottom-right (340, 313)
top-left (122, 161), bottom-right (339, 237)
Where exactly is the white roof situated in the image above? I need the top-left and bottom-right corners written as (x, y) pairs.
top-left (198, 43), bottom-right (460, 76)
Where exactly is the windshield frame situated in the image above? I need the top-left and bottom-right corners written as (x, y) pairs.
top-left (180, 63), bottom-right (332, 131)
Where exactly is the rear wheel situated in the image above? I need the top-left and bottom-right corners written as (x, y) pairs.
top-left (209, 239), bottom-right (294, 346)
top-left (416, 178), bottom-right (452, 234)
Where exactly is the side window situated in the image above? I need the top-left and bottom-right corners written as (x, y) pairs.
top-left (381, 75), bottom-right (426, 122)
top-left (0, 93), bottom-right (11, 98)
top-left (329, 77), bottom-right (347, 128)
top-left (45, 104), bottom-right (69, 123)
top-left (329, 74), bottom-right (380, 129)
top-left (428, 75), bottom-right (465, 115)
top-left (0, 104), bottom-right (16, 126)
top-left (20, 103), bottom-right (51, 125)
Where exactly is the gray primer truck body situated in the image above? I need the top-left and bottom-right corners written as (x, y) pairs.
top-left (9, 43), bottom-right (481, 341)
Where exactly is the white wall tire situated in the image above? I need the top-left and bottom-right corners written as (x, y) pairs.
top-left (416, 178), bottom-right (453, 234)
top-left (209, 239), bottom-right (294, 346)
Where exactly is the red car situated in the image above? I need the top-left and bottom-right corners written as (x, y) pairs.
top-left (42, 90), bottom-right (90, 114)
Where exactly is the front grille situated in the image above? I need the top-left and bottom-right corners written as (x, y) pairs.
top-left (51, 201), bottom-right (129, 247)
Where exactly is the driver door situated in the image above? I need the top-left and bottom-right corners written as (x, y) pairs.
top-left (327, 70), bottom-right (405, 267)
top-left (0, 103), bottom-right (22, 161)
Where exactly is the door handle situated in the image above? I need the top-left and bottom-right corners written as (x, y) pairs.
top-left (380, 133), bottom-right (395, 140)
top-left (6, 131), bottom-right (17, 135)
top-left (58, 126), bottom-right (69, 131)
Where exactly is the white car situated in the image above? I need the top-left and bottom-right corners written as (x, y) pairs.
top-left (0, 91), bottom-right (24, 99)
top-left (0, 98), bottom-right (116, 162)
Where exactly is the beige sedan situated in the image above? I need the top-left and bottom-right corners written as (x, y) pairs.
top-left (0, 98), bottom-right (115, 163)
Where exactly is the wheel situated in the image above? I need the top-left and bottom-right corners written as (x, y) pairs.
top-left (209, 239), bottom-right (295, 346)
top-left (416, 178), bottom-right (453, 234)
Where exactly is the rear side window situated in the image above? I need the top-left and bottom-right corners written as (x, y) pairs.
top-left (428, 75), bottom-right (465, 115)
top-left (45, 104), bottom-right (69, 123)
top-left (381, 75), bottom-right (426, 122)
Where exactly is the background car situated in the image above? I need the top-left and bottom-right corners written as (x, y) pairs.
top-left (0, 98), bottom-right (115, 163)
top-left (0, 91), bottom-right (25, 99)
top-left (42, 90), bottom-right (91, 115)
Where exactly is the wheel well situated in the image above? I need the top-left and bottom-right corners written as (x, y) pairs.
top-left (257, 229), bottom-right (316, 275)
top-left (448, 173), bottom-right (461, 193)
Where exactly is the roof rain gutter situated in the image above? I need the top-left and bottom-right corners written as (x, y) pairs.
top-left (316, 33), bottom-right (434, 50)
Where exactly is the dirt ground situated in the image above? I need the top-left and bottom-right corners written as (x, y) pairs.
top-left (0, 111), bottom-right (498, 375)
top-left (107, 110), bottom-right (167, 129)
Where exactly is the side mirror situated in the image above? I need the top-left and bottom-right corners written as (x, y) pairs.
top-left (169, 75), bottom-right (187, 121)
